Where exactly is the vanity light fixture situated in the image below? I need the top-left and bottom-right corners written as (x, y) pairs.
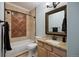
top-left (46, 2), bottom-right (60, 8)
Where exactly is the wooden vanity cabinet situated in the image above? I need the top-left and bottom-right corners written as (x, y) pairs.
top-left (37, 40), bottom-right (67, 57)
top-left (37, 46), bottom-right (48, 57)
top-left (53, 47), bottom-right (66, 57)
top-left (48, 51), bottom-right (59, 57)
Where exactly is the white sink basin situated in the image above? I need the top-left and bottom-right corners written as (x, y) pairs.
top-left (45, 40), bottom-right (60, 45)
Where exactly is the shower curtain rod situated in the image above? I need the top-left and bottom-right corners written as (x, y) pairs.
top-left (5, 9), bottom-right (36, 19)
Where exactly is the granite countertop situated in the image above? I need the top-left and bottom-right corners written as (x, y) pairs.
top-left (37, 38), bottom-right (67, 51)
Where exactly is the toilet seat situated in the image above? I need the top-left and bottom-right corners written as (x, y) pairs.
top-left (26, 43), bottom-right (37, 50)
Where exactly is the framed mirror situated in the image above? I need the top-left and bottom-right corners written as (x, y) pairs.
top-left (45, 5), bottom-right (67, 36)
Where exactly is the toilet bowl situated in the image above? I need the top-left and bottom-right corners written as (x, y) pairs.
top-left (27, 43), bottom-right (37, 50)
top-left (26, 43), bottom-right (37, 57)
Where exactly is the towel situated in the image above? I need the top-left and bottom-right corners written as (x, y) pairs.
top-left (4, 22), bottom-right (12, 51)
top-left (62, 16), bottom-right (67, 33)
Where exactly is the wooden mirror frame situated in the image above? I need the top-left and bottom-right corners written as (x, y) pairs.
top-left (45, 5), bottom-right (67, 36)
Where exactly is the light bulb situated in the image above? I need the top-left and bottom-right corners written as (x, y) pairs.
top-left (46, 2), bottom-right (50, 6)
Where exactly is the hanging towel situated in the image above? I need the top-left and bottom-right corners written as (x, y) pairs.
top-left (62, 17), bottom-right (67, 33)
top-left (62, 10), bottom-right (67, 33)
top-left (4, 22), bottom-right (12, 51)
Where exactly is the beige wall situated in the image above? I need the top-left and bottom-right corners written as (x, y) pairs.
top-left (29, 8), bottom-right (36, 40)
top-left (5, 2), bottom-right (29, 14)
top-left (5, 2), bottom-right (31, 42)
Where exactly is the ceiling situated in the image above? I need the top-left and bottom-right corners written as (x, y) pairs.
top-left (10, 2), bottom-right (42, 11)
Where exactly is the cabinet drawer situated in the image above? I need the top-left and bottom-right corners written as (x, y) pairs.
top-left (48, 51), bottom-right (59, 57)
top-left (38, 41), bottom-right (44, 47)
top-left (53, 47), bottom-right (66, 57)
top-left (44, 43), bottom-right (53, 51)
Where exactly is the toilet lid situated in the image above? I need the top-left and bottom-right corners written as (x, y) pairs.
top-left (26, 43), bottom-right (37, 50)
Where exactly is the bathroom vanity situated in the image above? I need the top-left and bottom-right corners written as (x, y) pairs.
top-left (37, 5), bottom-right (67, 57)
top-left (37, 38), bottom-right (67, 57)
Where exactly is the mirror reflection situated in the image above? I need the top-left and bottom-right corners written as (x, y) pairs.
top-left (48, 10), bottom-right (64, 32)
top-left (45, 5), bottom-right (67, 36)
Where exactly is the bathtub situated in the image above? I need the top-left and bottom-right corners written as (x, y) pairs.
top-left (6, 39), bottom-right (35, 57)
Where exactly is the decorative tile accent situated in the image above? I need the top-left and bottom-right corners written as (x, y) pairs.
top-left (11, 11), bottom-right (26, 38)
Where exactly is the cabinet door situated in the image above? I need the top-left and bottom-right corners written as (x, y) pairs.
top-left (53, 47), bottom-right (67, 57)
top-left (48, 51), bottom-right (59, 57)
top-left (37, 46), bottom-right (48, 57)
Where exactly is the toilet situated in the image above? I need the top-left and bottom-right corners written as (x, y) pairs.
top-left (26, 43), bottom-right (37, 57)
